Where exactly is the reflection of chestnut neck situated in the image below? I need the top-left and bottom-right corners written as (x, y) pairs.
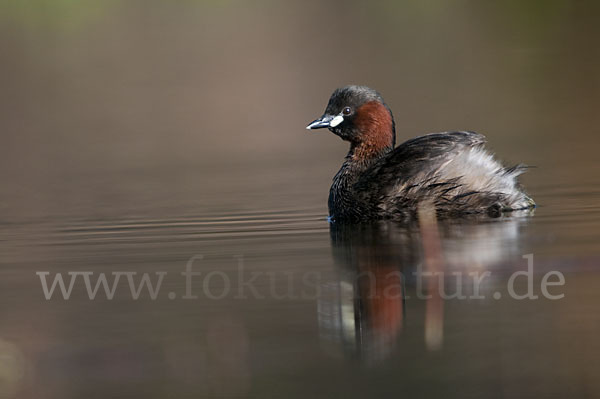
top-left (357, 265), bottom-right (404, 336)
top-left (350, 101), bottom-right (395, 162)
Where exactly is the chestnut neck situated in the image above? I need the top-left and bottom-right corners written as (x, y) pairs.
top-left (348, 101), bottom-right (395, 163)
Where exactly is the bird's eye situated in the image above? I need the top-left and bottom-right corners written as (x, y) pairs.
top-left (342, 107), bottom-right (352, 115)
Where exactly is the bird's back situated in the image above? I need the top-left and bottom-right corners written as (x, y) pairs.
top-left (332, 131), bottom-right (534, 221)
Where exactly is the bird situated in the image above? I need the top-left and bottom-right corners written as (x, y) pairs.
top-left (306, 85), bottom-right (535, 222)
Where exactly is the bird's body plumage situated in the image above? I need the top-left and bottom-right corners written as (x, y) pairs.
top-left (328, 131), bottom-right (534, 221)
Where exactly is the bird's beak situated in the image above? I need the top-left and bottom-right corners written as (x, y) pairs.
top-left (306, 114), bottom-right (344, 130)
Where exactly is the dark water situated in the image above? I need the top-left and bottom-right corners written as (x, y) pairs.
top-left (1, 1), bottom-right (600, 398)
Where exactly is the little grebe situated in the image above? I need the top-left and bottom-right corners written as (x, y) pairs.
top-left (307, 85), bottom-right (535, 222)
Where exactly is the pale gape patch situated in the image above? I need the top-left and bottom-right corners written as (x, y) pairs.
top-left (329, 115), bottom-right (344, 127)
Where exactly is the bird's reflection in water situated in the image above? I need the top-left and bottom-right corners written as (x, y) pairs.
top-left (318, 211), bottom-right (531, 365)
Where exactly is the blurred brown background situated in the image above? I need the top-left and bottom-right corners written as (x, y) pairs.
top-left (1, 0), bottom-right (598, 221)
